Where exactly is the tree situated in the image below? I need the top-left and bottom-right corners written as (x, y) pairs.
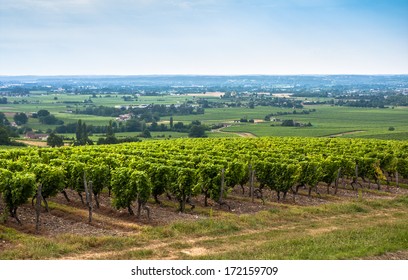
top-left (126, 119), bottom-right (143, 132)
top-left (40, 114), bottom-right (62, 125)
top-left (97, 120), bottom-right (118, 145)
top-left (74, 120), bottom-right (93, 146)
top-left (149, 121), bottom-right (159, 131)
top-left (188, 125), bottom-right (207, 138)
top-left (13, 113), bottom-right (28, 125)
top-left (37, 109), bottom-right (50, 118)
top-left (140, 129), bottom-right (151, 138)
top-left (0, 126), bottom-right (11, 145)
top-left (173, 122), bottom-right (185, 131)
top-left (169, 116), bottom-right (174, 129)
top-left (36, 109), bottom-right (63, 125)
top-left (0, 112), bottom-right (10, 126)
top-left (47, 133), bottom-right (64, 147)
top-left (97, 135), bottom-right (118, 145)
top-left (106, 120), bottom-right (114, 137)
top-left (281, 119), bottom-right (296, 127)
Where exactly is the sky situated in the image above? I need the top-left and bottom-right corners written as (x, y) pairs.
top-left (0, 0), bottom-right (407, 75)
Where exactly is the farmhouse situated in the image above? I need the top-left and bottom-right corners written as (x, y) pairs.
top-left (115, 113), bottom-right (132, 122)
top-left (25, 132), bottom-right (49, 140)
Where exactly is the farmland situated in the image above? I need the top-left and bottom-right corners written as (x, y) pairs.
top-left (1, 75), bottom-right (408, 145)
top-left (217, 106), bottom-right (408, 139)
top-left (1, 92), bottom-right (408, 143)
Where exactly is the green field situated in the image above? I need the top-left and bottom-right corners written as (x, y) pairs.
top-left (174, 106), bottom-right (277, 123)
top-left (2, 92), bottom-right (199, 114)
top-left (2, 92), bottom-right (408, 141)
top-left (220, 105), bottom-right (408, 139)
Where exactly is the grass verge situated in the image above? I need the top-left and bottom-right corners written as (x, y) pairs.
top-left (0, 195), bottom-right (407, 259)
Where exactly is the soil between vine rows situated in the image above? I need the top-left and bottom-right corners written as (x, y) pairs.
top-left (1, 180), bottom-right (407, 237)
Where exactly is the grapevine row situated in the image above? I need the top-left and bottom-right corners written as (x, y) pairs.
top-left (0, 137), bottom-right (407, 225)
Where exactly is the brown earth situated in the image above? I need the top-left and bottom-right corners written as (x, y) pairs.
top-left (328, 130), bottom-right (365, 137)
top-left (2, 179), bottom-right (407, 238)
top-left (15, 140), bottom-right (49, 147)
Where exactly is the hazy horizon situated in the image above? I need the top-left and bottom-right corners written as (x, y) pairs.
top-left (1, 0), bottom-right (407, 76)
top-left (1, 73), bottom-right (408, 78)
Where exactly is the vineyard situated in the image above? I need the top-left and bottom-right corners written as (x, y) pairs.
top-left (1, 137), bottom-right (408, 259)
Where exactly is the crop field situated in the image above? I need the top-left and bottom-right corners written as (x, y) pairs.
top-left (2, 91), bottom-right (408, 141)
top-left (220, 106), bottom-right (408, 139)
top-left (2, 92), bottom-right (198, 115)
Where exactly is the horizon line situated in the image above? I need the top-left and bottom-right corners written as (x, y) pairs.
top-left (1, 73), bottom-right (408, 77)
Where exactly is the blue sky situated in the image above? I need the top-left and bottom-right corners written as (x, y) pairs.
top-left (0, 0), bottom-right (407, 75)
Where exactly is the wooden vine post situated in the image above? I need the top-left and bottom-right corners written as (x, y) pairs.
top-left (351, 164), bottom-right (362, 190)
top-left (83, 172), bottom-right (93, 223)
top-left (219, 168), bottom-right (225, 204)
top-left (334, 167), bottom-right (342, 195)
top-left (249, 165), bottom-right (255, 203)
top-left (248, 164), bottom-right (252, 199)
top-left (35, 183), bottom-right (42, 233)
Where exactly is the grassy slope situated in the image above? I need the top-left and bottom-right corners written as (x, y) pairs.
top-left (1, 195), bottom-right (407, 260)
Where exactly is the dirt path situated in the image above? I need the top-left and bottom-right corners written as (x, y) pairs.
top-left (59, 206), bottom-right (408, 260)
top-left (60, 224), bottom-right (301, 260)
top-left (15, 140), bottom-right (49, 147)
top-left (327, 130), bottom-right (365, 137)
top-left (3, 181), bottom-right (407, 260)
top-left (235, 132), bottom-right (256, 138)
top-left (211, 126), bottom-right (257, 138)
